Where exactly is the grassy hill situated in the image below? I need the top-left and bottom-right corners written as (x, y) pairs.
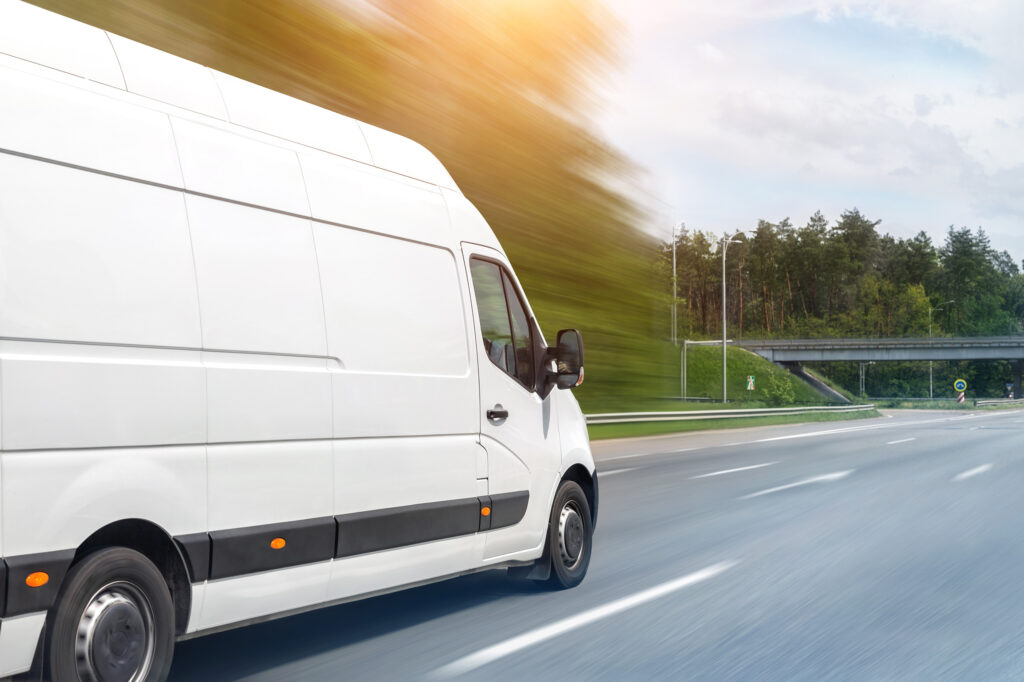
top-left (576, 344), bottom-right (828, 413)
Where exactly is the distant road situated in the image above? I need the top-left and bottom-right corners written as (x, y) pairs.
top-left (169, 409), bottom-right (1024, 680)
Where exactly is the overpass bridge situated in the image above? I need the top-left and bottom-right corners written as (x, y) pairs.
top-left (737, 336), bottom-right (1024, 396)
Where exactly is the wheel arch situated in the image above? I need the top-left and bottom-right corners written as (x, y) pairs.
top-left (561, 463), bottom-right (598, 529)
top-left (72, 518), bottom-right (193, 635)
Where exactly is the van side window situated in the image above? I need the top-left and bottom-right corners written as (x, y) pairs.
top-left (503, 271), bottom-right (535, 387)
top-left (470, 258), bottom-right (534, 389)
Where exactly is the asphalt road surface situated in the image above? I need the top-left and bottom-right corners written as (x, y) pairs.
top-left (169, 409), bottom-right (1024, 681)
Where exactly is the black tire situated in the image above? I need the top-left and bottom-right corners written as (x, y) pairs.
top-left (545, 480), bottom-right (593, 589)
top-left (46, 548), bottom-right (174, 682)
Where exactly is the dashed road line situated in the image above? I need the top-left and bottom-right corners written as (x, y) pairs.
top-left (740, 471), bottom-right (853, 500)
top-left (952, 464), bottom-right (992, 482)
top-left (690, 462), bottom-right (777, 479)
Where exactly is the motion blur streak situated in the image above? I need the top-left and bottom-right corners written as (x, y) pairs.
top-left (27, 0), bottom-right (662, 411)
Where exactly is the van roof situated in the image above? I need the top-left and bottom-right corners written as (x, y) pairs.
top-left (0, 0), bottom-right (460, 192)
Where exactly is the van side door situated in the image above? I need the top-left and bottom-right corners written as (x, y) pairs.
top-left (462, 245), bottom-right (561, 560)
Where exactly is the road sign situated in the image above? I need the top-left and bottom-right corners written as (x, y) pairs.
top-left (746, 376), bottom-right (755, 391)
top-left (954, 379), bottom-right (967, 392)
top-left (958, 392), bottom-right (966, 404)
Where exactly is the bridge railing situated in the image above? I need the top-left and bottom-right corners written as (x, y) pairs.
top-left (737, 336), bottom-right (1024, 349)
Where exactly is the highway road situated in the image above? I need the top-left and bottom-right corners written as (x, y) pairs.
top-left (169, 409), bottom-right (1024, 681)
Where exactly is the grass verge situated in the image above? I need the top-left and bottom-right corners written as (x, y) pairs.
top-left (587, 409), bottom-right (880, 440)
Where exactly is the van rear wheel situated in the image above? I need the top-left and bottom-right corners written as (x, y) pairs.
top-left (545, 480), bottom-right (592, 589)
top-left (46, 548), bottom-right (174, 682)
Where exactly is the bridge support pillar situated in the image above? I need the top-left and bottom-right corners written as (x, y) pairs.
top-left (1014, 360), bottom-right (1023, 400)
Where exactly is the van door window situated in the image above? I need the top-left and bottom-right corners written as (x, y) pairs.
top-left (470, 258), bottom-right (534, 390)
top-left (502, 271), bottom-right (535, 387)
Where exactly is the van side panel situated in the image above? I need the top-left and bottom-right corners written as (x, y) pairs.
top-left (107, 34), bottom-right (228, 120)
top-left (0, 156), bottom-right (199, 347)
top-left (186, 192), bottom-right (334, 628)
top-left (0, 155), bottom-right (205, 451)
top-left (0, 65), bottom-right (180, 186)
top-left (2, 445), bottom-right (206, 556)
top-left (185, 196), bottom-right (326, 357)
top-left (300, 151), bottom-right (452, 246)
top-left (1, 343), bottom-right (205, 451)
top-left (314, 224), bottom-right (475, 437)
top-left (0, 0), bottom-right (125, 89)
top-left (171, 117), bottom-right (309, 216)
top-left (314, 197), bottom-right (482, 601)
top-left (214, 73), bottom-right (371, 164)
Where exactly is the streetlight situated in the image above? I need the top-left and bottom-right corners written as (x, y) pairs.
top-left (928, 300), bottom-right (955, 399)
top-left (859, 361), bottom-right (875, 399)
top-left (720, 230), bottom-right (746, 403)
top-left (671, 222), bottom-right (685, 346)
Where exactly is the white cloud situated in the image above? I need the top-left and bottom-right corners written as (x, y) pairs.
top-left (600, 0), bottom-right (1024, 261)
top-left (695, 42), bottom-right (726, 64)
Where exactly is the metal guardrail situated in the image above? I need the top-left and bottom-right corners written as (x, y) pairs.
top-left (737, 336), bottom-right (1024, 349)
top-left (586, 403), bottom-right (876, 425)
top-left (974, 399), bottom-right (1024, 407)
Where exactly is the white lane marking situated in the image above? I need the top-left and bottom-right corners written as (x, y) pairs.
top-left (600, 467), bottom-right (638, 478)
top-left (605, 447), bottom-right (698, 462)
top-left (887, 438), bottom-right (916, 445)
top-left (690, 462), bottom-right (777, 479)
top-left (953, 464), bottom-right (992, 482)
top-left (430, 561), bottom-right (738, 679)
top-left (740, 470), bottom-right (853, 499)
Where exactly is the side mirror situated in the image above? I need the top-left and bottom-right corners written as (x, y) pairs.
top-left (554, 329), bottom-right (584, 390)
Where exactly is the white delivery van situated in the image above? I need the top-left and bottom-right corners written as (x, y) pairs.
top-left (0, 2), bottom-right (598, 679)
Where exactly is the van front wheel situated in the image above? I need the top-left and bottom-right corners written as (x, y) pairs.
top-left (46, 547), bottom-right (174, 682)
top-left (546, 480), bottom-right (593, 589)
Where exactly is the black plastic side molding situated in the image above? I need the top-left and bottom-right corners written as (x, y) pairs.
top-left (0, 490), bottom-right (532, 612)
top-left (209, 517), bottom-right (337, 580)
top-left (4, 549), bottom-right (75, 617)
top-left (336, 498), bottom-right (481, 558)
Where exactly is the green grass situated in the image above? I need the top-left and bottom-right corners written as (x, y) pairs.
top-left (577, 344), bottom-right (829, 414)
top-left (587, 409), bottom-right (880, 440)
top-left (803, 367), bottom-right (860, 403)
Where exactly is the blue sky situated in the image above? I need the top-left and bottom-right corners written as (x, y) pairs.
top-left (599, 0), bottom-right (1024, 262)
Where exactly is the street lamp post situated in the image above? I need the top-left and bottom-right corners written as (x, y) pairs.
top-left (928, 300), bottom-right (955, 399)
top-left (720, 230), bottom-right (746, 404)
top-left (859, 361), bottom-right (875, 398)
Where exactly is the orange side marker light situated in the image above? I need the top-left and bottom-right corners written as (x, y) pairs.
top-left (481, 507), bottom-right (491, 517)
top-left (26, 572), bottom-right (49, 588)
top-left (270, 537), bottom-right (286, 550)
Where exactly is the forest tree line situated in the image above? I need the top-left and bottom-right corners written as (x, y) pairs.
top-left (662, 209), bottom-right (1024, 342)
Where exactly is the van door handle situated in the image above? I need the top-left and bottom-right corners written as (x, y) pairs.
top-left (487, 406), bottom-right (509, 422)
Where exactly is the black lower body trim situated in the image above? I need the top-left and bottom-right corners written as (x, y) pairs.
top-left (175, 532), bottom-right (211, 583)
top-left (209, 517), bottom-right (336, 580)
top-left (489, 491), bottom-right (530, 530)
top-left (166, 491), bottom-right (530, 581)
top-left (0, 491), bottom-right (529, 617)
top-left (4, 549), bottom-right (76, 617)
top-left (336, 497), bottom-right (481, 558)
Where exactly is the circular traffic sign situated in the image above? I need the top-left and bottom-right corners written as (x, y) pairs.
top-left (954, 379), bottom-right (967, 392)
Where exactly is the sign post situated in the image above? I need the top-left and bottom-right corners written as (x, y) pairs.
top-left (954, 379), bottom-right (967, 404)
